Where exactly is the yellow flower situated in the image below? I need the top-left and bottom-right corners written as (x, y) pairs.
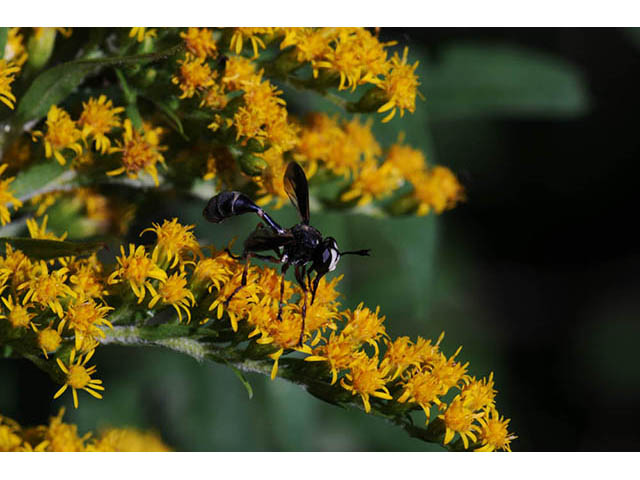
top-left (107, 244), bottom-right (168, 303)
top-left (440, 396), bottom-right (481, 449)
top-left (341, 160), bottom-right (403, 207)
top-left (107, 119), bottom-right (166, 186)
top-left (141, 218), bottom-right (202, 269)
top-left (230, 27), bottom-right (273, 58)
top-left (31, 105), bottom-right (83, 165)
top-left (385, 143), bottom-right (427, 182)
top-left (30, 191), bottom-right (61, 217)
top-left (192, 256), bottom-right (233, 293)
top-left (305, 331), bottom-right (356, 385)
top-left (148, 272), bottom-right (196, 323)
top-left (0, 163), bottom-right (23, 225)
top-left (4, 28), bottom-right (28, 67)
top-left (0, 59), bottom-right (20, 109)
top-left (0, 295), bottom-right (36, 329)
top-left (382, 336), bottom-right (423, 381)
top-left (429, 347), bottom-right (470, 393)
top-left (316, 28), bottom-right (392, 91)
top-left (460, 373), bottom-right (497, 412)
top-left (397, 369), bottom-right (444, 421)
top-left (412, 166), bottom-right (464, 215)
top-left (279, 28), bottom-right (337, 78)
top-left (88, 428), bottom-right (171, 452)
top-left (34, 324), bottom-right (62, 358)
top-left (377, 46), bottom-right (420, 123)
top-left (26, 214), bottom-right (67, 241)
top-left (341, 302), bottom-right (388, 352)
top-left (180, 27), bottom-right (217, 59)
top-left (254, 149), bottom-right (289, 209)
top-left (0, 244), bottom-right (32, 289)
top-left (54, 349), bottom-right (105, 409)
top-left (172, 53), bottom-right (215, 99)
top-left (208, 268), bottom-right (261, 332)
top-left (0, 415), bottom-right (24, 452)
top-left (17, 261), bottom-right (76, 318)
top-left (67, 254), bottom-right (107, 300)
top-left (340, 354), bottom-right (392, 413)
top-left (475, 408), bottom-right (517, 452)
top-left (129, 27), bottom-right (156, 43)
top-left (40, 408), bottom-right (89, 451)
top-left (221, 55), bottom-right (256, 91)
top-left (57, 299), bottom-right (114, 351)
top-left (77, 95), bottom-right (124, 153)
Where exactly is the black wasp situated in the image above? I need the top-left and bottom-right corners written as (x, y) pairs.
top-left (203, 162), bottom-right (370, 345)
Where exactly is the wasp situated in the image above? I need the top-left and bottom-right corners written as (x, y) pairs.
top-left (203, 162), bottom-right (370, 345)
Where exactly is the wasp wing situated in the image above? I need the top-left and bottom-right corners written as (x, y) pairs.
top-left (284, 162), bottom-right (310, 224)
top-left (243, 223), bottom-right (294, 254)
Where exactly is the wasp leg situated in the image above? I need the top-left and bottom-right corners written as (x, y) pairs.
top-left (294, 265), bottom-right (308, 346)
top-left (224, 251), bottom-right (281, 307)
top-left (277, 262), bottom-right (290, 322)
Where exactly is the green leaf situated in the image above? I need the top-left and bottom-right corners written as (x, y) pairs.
top-left (421, 43), bottom-right (590, 119)
top-left (0, 237), bottom-right (104, 260)
top-left (147, 97), bottom-right (189, 140)
top-left (0, 28), bottom-right (8, 57)
top-left (8, 161), bottom-right (71, 201)
top-left (15, 43), bottom-right (184, 123)
top-left (225, 360), bottom-right (254, 399)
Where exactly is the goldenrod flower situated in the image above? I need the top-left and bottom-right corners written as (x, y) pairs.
top-left (209, 268), bottom-right (261, 332)
top-left (77, 95), bottom-right (124, 153)
top-left (279, 28), bottom-right (337, 78)
top-left (26, 214), bottom-right (67, 241)
top-left (0, 415), bottom-right (23, 452)
top-left (341, 160), bottom-right (403, 207)
top-left (0, 163), bottom-right (23, 225)
top-left (58, 299), bottom-right (114, 351)
top-left (0, 59), bottom-right (20, 109)
top-left (67, 254), bottom-right (108, 300)
top-left (54, 349), bottom-right (104, 409)
top-left (0, 295), bottom-right (36, 329)
top-left (254, 149), bottom-right (289, 209)
top-left (148, 272), bottom-right (196, 323)
top-left (34, 324), bottom-right (62, 358)
top-left (4, 28), bottom-right (28, 67)
top-left (461, 373), bottom-right (497, 412)
top-left (385, 143), bottom-right (427, 182)
top-left (230, 27), bottom-right (273, 58)
top-left (341, 354), bottom-right (393, 413)
top-left (180, 27), bottom-right (217, 59)
top-left (192, 256), bottom-right (233, 293)
top-left (377, 46), bottom-right (420, 123)
top-left (382, 336), bottom-right (424, 381)
top-left (440, 396), bottom-right (481, 449)
top-left (475, 408), bottom-right (517, 452)
top-left (221, 55), bottom-right (256, 91)
top-left (129, 27), bottom-right (156, 43)
top-left (141, 218), bottom-right (202, 269)
top-left (39, 408), bottom-right (90, 451)
top-left (341, 303), bottom-right (388, 352)
top-left (107, 244), bottom-right (168, 303)
top-left (31, 105), bottom-right (83, 165)
top-left (306, 331), bottom-right (357, 385)
top-left (412, 166), bottom-right (464, 215)
top-left (429, 347), bottom-right (470, 393)
top-left (172, 53), bottom-right (215, 99)
top-left (88, 428), bottom-right (171, 452)
top-left (398, 369), bottom-right (444, 420)
top-left (316, 28), bottom-right (392, 91)
top-left (0, 244), bottom-right (32, 290)
top-left (107, 119), bottom-right (166, 186)
top-left (18, 261), bottom-right (76, 318)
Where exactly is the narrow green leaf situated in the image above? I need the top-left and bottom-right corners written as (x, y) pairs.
top-left (422, 43), bottom-right (590, 119)
top-left (225, 360), bottom-right (254, 399)
top-left (0, 237), bottom-right (104, 260)
top-left (9, 161), bottom-right (69, 200)
top-left (147, 97), bottom-right (189, 140)
top-left (16, 43), bottom-right (184, 123)
top-left (0, 28), bottom-right (8, 57)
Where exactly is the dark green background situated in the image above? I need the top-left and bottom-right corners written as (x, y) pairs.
top-left (2, 28), bottom-right (639, 451)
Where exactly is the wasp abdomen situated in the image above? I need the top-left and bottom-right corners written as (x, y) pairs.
top-left (203, 191), bottom-right (260, 223)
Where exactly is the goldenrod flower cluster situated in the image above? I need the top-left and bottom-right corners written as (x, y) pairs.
top-left (0, 408), bottom-right (170, 451)
top-left (0, 27), bottom-right (511, 451)
top-left (1, 215), bottom-right (514, 451)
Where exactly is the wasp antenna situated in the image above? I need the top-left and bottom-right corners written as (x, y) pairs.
top-left (340, 249), bottom-right (371, 256)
